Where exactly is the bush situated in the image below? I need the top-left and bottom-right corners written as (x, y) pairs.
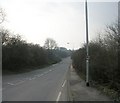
top-left (1, 29), bottom-right (70, 73)
top-left (71, 22), bottom-right (120, 97)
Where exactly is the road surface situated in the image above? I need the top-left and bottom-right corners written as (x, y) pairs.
top-left (2, 57), bottom-right (71, 101)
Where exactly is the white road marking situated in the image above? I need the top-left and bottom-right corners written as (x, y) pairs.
top-left (7, 83), bottom-right (14, 86)
top-left (56, 91), bottom-right (61, 101)
top-left (29, 77), bottom-right (36, 80)
top-left (53, 64), bottom-right (57, 67)
top-left (33, 77), bottom-right (36, 79)
top-left (29, 78), bottom-right (33, 80)
top-left (40, 74), bottom-right (44, 76)
top-left (7, 80), bottom-right (25, 86)
top-left (37, 74), bottom-right (44, 77)
top-left (44, 71), bottom-right (48, 74)
top-left (56, 80), bottom-right (66, 101)
top-left (49, 70), bottom-right (52, 71)
top-left (14, 81), bottom-right (25, 85)
top-left (24, 77), bottom-right (29, 80)
top-left (62, 80), bottom-right (66, 88)
top-left (36, 75), bottom-right (41, 77)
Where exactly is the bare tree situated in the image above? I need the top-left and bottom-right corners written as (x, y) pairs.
top-left (103, 22), bottom-right (119, 51)
top-left (0, 8), bottom-right (5, 24)
top-left (44, 38), bottom-right (57, 50)
top-left (0, 28), bottom-right (10, 45)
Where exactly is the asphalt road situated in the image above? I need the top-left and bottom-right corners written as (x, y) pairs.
top-left (2, 57), bottom-right (71, 101)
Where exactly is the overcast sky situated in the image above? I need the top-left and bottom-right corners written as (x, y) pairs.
top-left (0, 0), bottom-right (118, 49)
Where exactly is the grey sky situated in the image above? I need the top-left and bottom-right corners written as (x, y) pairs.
top-left (0, 0), bottom-right (118, 49)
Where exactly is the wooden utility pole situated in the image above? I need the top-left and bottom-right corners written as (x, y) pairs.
top-left (85, 0), bottom-right (90, 86)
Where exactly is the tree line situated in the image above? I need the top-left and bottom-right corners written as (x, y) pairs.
top-left (1, 28), bottom-right (71, 74)
top-left (0, 8), bottom-right (71, 74)
top-left (71, 22), bottom-right (120, 100)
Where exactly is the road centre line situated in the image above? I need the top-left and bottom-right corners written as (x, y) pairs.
top-left (44, 71), bottom-right (48, 74)
top-left (35, 75), bottom-right (41, 77)
top-left (29, 78), bottom-right (33, 80)
top-left (40, 74), bottom-right (44, 76)
top-left (5, 69), bottom-right (52, 88)
top-left (6, 69), bottom-right (53, 87)
top-left (56, 91), bottom-right (61, 102)
top-left (7, 80), bottom-right (25, 86)
top-left (7, 83), bottom-right (14, 86)
top-left (14, 81), bottom-right (25, 85)
top-left (24, 77), bottom-right (30, 80)
top-left (31, 77), bottom-right (36, 80)
top-left (56, 80), bottom-right (67, 101)
top-left (62, 80), bottom-right (66, 88)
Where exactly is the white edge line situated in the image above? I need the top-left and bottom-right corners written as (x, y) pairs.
top-left (56, 91), bottom-right (62, 101)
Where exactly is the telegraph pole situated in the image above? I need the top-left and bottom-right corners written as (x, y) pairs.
top-left (85, 0), bottom-right (89, 86)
